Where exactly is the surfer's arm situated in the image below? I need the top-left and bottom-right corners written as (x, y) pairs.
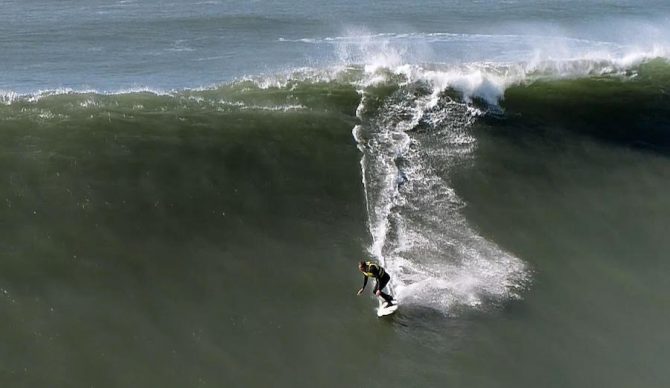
top-left (357, 276), bottom-right (368, 295)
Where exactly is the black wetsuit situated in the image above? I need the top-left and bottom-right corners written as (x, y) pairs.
top-left (361, 262), bottom-right (393, 304)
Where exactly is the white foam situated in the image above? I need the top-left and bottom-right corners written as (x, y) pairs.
top-left (0, 86), bottom-right (176, 106)
top-left (329, 28), bottom-right (670, 105)
top-left (353, 70), bottom-right (530, 315)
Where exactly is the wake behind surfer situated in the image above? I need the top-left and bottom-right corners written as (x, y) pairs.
top-left (357, 260), bottom-right (394, 307)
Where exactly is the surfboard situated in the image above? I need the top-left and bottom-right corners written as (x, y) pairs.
top-left (377, 298), bottom-right (398, 317)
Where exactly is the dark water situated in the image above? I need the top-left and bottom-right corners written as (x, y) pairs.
top-left (0, 82), bottom-right (369, 386)
top-left (2, 1), bottom-right (670, 387)
top-left (453, 105), bottom-right (670, 388)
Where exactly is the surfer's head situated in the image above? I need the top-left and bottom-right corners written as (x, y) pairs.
top-left (358, 260), bottom-right (367, 271)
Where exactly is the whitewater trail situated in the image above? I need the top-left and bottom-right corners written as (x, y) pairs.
top-left (353, 67), bottom-right (530, 315)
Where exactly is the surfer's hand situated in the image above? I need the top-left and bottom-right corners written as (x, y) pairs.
top-left (357, 288), bottom-right (363, 295)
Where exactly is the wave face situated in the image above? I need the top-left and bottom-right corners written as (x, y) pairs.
top-left (3, 54), bottom-right (670, 315)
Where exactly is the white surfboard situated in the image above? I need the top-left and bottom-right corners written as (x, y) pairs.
top-left (377, 298), bottom-right (398, 317)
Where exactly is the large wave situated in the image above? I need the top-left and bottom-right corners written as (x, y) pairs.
top-left (3, 47), bottom-right (669, 314)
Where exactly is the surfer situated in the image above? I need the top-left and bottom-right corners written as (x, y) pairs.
top-left (357, 260), bottom-right (394, 307)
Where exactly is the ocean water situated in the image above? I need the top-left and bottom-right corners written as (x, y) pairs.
top-left (1, 1), bottom-right (670, 387)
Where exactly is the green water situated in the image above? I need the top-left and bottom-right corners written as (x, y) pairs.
top-left (2, 31), bottom-right (670, 387)
top-left (450, 122), bottom-right (670, 387)
top-left (0, 108), bottom-right (370, 386)
top-left (3, 99), bottom-right (669, 387)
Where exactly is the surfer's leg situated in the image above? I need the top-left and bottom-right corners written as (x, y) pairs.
top-left (375, 274), bottom-right (393, 304)
top-left (378, 291), bottom-right (393, 305)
